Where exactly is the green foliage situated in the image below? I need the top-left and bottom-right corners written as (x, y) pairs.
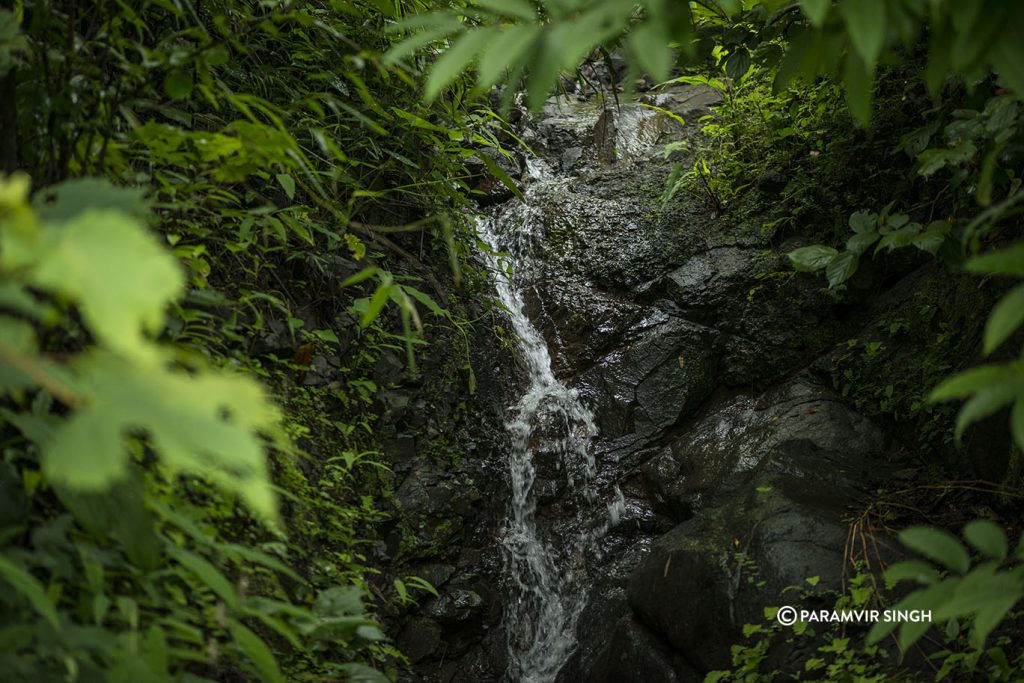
top-left (388, 0), bottom-right (695, 110)
top-left (788, 211), bottom-right (953, 288)
top-left (706, 569), bottom-right (897, 682)
top-left (0, 173), bottom-right (398, 680)
top-left (781, 85), bottom-right (1024, 454)
top-left (0, 175), bottom-right (283, 520)
top-left (869, 521), bottom-right (1024, 653)
top-left (393, 1), bottom-right (1024, 125)
top-left (0, 0), bottom-right (508, 678)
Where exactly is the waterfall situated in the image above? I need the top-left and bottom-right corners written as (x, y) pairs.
top-left (478, 191), bottom-right (602, 682)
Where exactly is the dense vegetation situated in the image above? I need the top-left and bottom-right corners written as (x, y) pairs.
top-left (2, 0), bottom-right (1024, 681)
top-left (0, 1), bottom-right (511, 680)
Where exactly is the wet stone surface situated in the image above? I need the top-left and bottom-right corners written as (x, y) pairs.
top-left (394, 81), bottom-right (924, 683)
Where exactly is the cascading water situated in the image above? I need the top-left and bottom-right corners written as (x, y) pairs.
top-left (475, 94), bottom-right (691, 680)
top-left (478, 172), bottom-right (603, 682)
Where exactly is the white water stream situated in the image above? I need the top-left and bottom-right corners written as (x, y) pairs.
top-left (478, 174), bottom-right (607, 682)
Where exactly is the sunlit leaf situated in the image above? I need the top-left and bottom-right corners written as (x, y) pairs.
top-left (27, 209), bottom-right (184, 360)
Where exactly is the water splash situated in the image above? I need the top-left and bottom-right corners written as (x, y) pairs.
top-left (479, 200), bottom-right (600, 682)
top-left (607, 485), bottom-right (626, 528)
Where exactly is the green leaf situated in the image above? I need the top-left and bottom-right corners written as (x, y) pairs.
top-left (1013, 399), bottom-right (1024, 452)
top-left (476, 151), bottom-right (522, 200)
top-left (27, 209), bottom-right (184, 361)
top-left (228, 619), bottom-right (284, 683)
top-left (275, 174), bottom-right (295, 201)
top-left (33, 178), bottom-right (149, 223)
top-left (56, 473), bottom-right (161, 571)
top-left (335, 663), bottom-right (390, 683)
top-left (0, 554), bottom-right (60, 628)
top-left (897, 582), bottom-right (954, 650)
top-left (424, 26), bottom-right (499, 101)
top-left (339, 267), bottom-right (380, 288)
top-left (930, 363), bottom-right (1021, 402)
top-left (846, 231), bottom-right (879, 255)
top-left (964, 520), bottom-right (1008, 560)
top-left (984, 285), bottom-right (1024, 355)
top-left (527, 6), bottom-right (630, 110)
top-left (43, 351), bottom-right (282, 521)
top-left (799, 0), bottom-right (831, 26)
top-left (840, 0), bottom-right (887, 70)
top-left (788, 245), bottom-right (838, 272)
top-left (843, 49), bottom-right (873, 127)
top-left (874, 225), bottom-right (920, 255)
top-left (899, 526), bottom-right (970, 574)
top-left (170, 546), bottom-right (238, 608)
top-left (934, 564), bottom-right (1022, 627)
top-left (917, 142), bottom-right (978, 176)
top-left (44, 409), bottom-right (127, 491)
top-left (403, 286), bottom-right (446, 317)
top-left (0, 283), bottom-right (45, 320)
top-left (992, 7), bottom-right (1024, 99)
top-left (472, 0), bottom-right (536, 21)
top-left (241, 607), bottom-right (304, 651)
top-left (966, 244), bottom-right (1024, 277)
top-left (725, 47), bottom-right (752, 83)
top-left (954, 383), bottom-right (1020, 441)
top-left (849, 210), bottom-right (876, 234)
top-left (478, 24), bottom-right (538, 88)
top-left (383, 22), bottom-right (463, 66)
top-left (883, 560), bottom-right (941, 586)
top-left (629, 21), bottom-right (672, 83)
top-left (313, 586), bottom-right (365, 617)
top-left (970, 592), bottom-right (1020, 650)
top-left (912, 220), bottom-right (950, 255)
top-left (360, 282), bottom-right (393, 328)
top-left (826, 251), bottom-right (859, 287)
top-left (164, 69), bottom-right (194, 100)
top-left (204, 44), bottom-right (229, 67)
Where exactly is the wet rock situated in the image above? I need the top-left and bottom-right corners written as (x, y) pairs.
top-left (576, 317), bottom-right (719, 441)
top-left (664, 246), bottom-right (758, 314)
top-left (642, 377), bottom-right (888, 516)
top-left (561, 146), bottom-right (584, 171)
top-left (397, 617), bottom-right (443, 664)
top-left (757, 169), bottom-right (789, 193)
top-left (386, 433), bottom-right (418, 473)
top-left (427, 588), bottom-right (484, 624)
top-left (588, 617), bottom-right (700, 683)
top-left (620, 375), bottom-right (897, 673)
top-left (410, 563), bottom-right (456, 591)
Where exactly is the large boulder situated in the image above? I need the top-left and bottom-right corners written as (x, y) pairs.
top-left (603, 376), bottom-right (897, 675)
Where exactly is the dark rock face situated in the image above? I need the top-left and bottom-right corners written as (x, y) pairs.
top-left (393, 82), bottom-right (967, 683)
top-left (589, 617), bottom-right (700, 683)
top-left (641, 378), bottom-right (888, 518)
top-left (624, 376), bottom-right (893, 674)
top-left (453, 85), bottom-right (924, 683)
